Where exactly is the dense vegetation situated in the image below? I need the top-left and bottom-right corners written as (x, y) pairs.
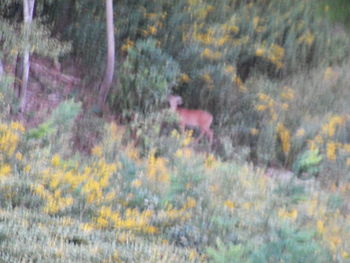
top-left (1, 0), bottom-right (350, 262)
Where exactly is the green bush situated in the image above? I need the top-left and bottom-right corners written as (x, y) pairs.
top-left (293, 149), bottom-right (323, 179)
top-left (111, 38), bottom-right (180, 116)
top-left (207, 240), bottom-right (247, 263)
top-left (250, 226), bottom-right (331, 263)
top-left (26, 99), bottom-right (81, 153)
top-left (0, 75), bottom-right (16, 118)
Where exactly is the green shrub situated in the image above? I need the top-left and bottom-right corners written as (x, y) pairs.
top-left (111, 38), bottom-right (180, 115)
top-left (293, 149), bottom-right (323, 179)
top-left (207, 240), bottom-right (247, 263)
top-left (26, 99), bottom-right (81, 153)
top-left (0, 75), bottom-right (16, 118)
top-left (250, 226), bottom-right (331, 263)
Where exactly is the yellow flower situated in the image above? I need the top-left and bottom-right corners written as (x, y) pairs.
top-left (175, 148), bottom-right (193, 159)
top-left (317, 220), bottom-right (325, 234)
top-left (182, 130), bottom-right (193, 146)
top-left (343, 144), bottom-right (350, 152)
top-left (180, 73), bottom-right (191, 83)
top-left (277, 123), bottom-right (291, 155)
top-left (250, 128), bottom-right (259, 135)
top-left (202, 73), bottom-right (213, 83)
top-left (271, 111), bottom-right (278, 122)
top-left (242, 202), bottom-right (252, 210)
top-left (184, 197), bottom-right (196, 209)
top-left (146, 12), bottom-right (158, 20)
top-left (105, 191), bottom-right (116, 202)
top-left (161, 239), bottom-right (169, 245)
top-left (10, 122), bottom-right (25, 132)
top-left (224, 65), bottom-right (235, 74)
top-left (131, 179), bottom-right (142, 188)
top-left (91, 145), bottom-right (103, 157)
top-left (141, 29), bottom-right (149, 37)
top-left (280, 86), bottom-right (295, 101)
top-left (295, 128), bottom-right (305, 137)
top-left (15, 152), bottom-right (23, 161)
top-left (171, 129), bottom-right (180, 139)
top-left (253, 16), bottom-right (260, 29)
top-left (189, 249), bottom-right (199, 260)
top-left (270, 44), bottom-right (285, 59)
top-left (117, 232), bottom-right (135, 243)
top-left (342, 251), bottom-right (349, 259)
top-left (234, 76), bottom-right (242, 86)
top-left (204, 154), bottom-right (217, 169)
top-left (23, 164), bottom-right (32, 173)
top-left (201, 48), bottom-right (222, 60)
top-left (80, 223), bottom-right (94, 233)
top-left (121, 39), bottom-right (134, 52)
top-left (329, 235), bottom-right (341, 252)
top-left (298, 31), bottom-right (315, 46)
top-left (289, 209), bottom-right (298, 220)
top-left (112, 251), bottom-right (121, 262)
top-left (209, 184), bottom-right (219, 193)
top-left (0, 164), bottom-right (11, 177)
top-left (327, 115), bottom-right (344, 137)
top-left (256, 48), bottom-right (265, 57)
top-left (258, 93), bottom-right (269, 101)
top-left (228, 25), bottom-right (239, 33)
top-left (51, 154), bottom-right (60, 167)
top-left (216, 35), bottom-right (229, 46)
top-left (278, 208), bottom-right (298, 221)
top-left (148, 25), bottom-right (157, 35)
top-left (224, 200), bottom-right (235, 210)
top-left (326, 142), bottom-right (337, 161)
top-left (146, 150), bottom-right (170, 188)
top-left (126, 144), bottom-right (139, 161)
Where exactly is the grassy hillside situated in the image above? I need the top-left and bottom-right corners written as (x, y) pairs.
top-left (1, 0), bottom-right (350, 262)
top-left (0, 110), bottom-right (350, 262)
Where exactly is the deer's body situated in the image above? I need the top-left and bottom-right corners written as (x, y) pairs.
top-left (168, 95), bottom-right (213, 146)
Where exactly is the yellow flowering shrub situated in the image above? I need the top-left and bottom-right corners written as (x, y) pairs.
top-left (95, 206), bottom-right (157, 234)
top-left (201, 48), bottom-right (222, 60)
top-left (34, 153), bottom-right (119, 214)
top-left (0, 121), bottom-right (25, 160)
top-left (278, 208), bottom-right (298, 221)
top-left (0, 164), bottom-right (11, 179)
top-left (277, 122), bottom-right (291, 156)
top-left (304, 115), bottom-right (350, 170)
top-left (146, 149), bottom-right (170, 193)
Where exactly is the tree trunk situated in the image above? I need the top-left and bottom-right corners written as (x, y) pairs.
top-left (20, 0), bottom-right (35, 113)
top-left (97, 0), bottom-right (115, 111)
top-left (0, 58), bottom-right (4, 80)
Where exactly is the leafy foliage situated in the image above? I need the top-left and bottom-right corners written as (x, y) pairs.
top-left (293, 149), bottom-right (323, 178)
top-left (26, 99), bottom-right (81, 154)
top-left (207, 240), bottom-right (246, 263)
top-left (111, 38), bottom-right (180, 115)
top-left (251, 226), bottom-right (330, 263)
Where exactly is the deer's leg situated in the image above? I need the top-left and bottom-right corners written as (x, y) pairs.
top-left (179, 122), bottom-right (186, 134)
top-left (195, 129), bottom-right (206, 144)
top-left (206, 129), bottom-right (214, 147)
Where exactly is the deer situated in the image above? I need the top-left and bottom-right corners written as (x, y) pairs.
top-left (168, 95), bottom-right (213, 147)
